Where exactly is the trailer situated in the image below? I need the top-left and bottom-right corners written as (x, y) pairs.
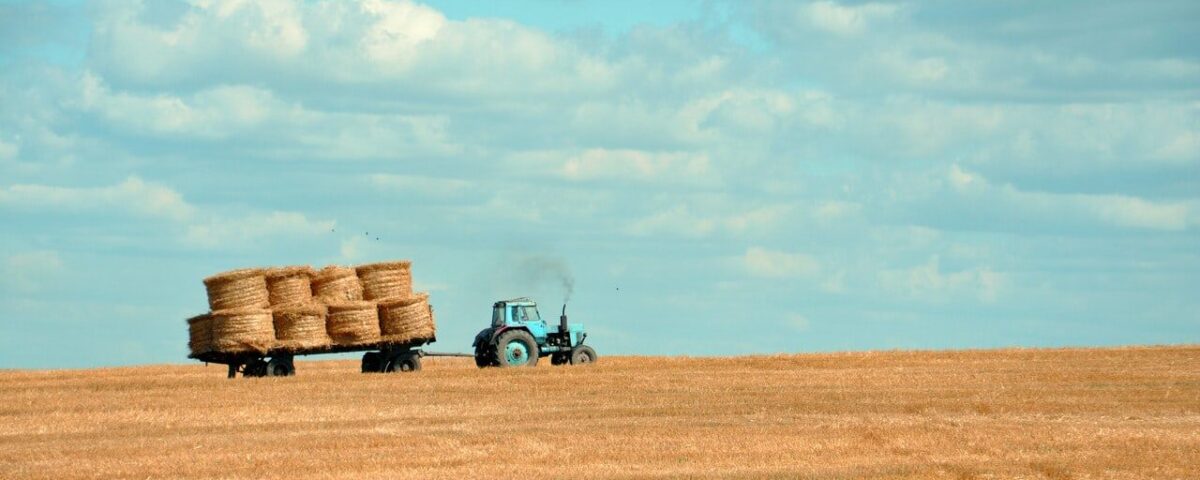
top-left (189, 336), bottom-right (469, 378)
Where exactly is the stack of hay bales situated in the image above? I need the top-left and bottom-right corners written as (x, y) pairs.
top-left (272, 303), bottom-right (329, 351)
top-left (190, 269), bottom-right (275, 355)
top-left (378, 293), bottom-right (436, 343)
top-left (265, 266), bottom-right (315, 306)
top-left (312, 266), bottom-right (363, 303)
top-left (186, 259), bottom-right (436, 358)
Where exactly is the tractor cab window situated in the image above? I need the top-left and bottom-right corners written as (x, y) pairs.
top-left (492, 306), bottom-right (504, 327)
top-left (523, 306), bottom-right (541, 322)
top-left (512, 306), bottom-right (523, 322)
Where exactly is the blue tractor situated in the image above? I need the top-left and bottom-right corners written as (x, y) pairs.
top-left (473, 298), bottom-right (596, 368)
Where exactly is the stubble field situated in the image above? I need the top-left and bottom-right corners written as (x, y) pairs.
top-left (1, 346), bottom-right (1197, 479)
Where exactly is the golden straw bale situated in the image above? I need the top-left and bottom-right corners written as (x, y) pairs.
top-left (312, 266), bottom-right (363, 303)
top-left (203, 268), bottom-right (269, 311)
top-left (326, 301), bottom-right (381, 346)
top-left (186, 313), bottom-right (212, 356)
top-left (272, 302), bottom-right (330, 352)
top-left (210, 308), bottom-right (274, 354)
top-left (377, 293), bottom-right (435, 344)
top-left (356, 260), bottom-right (413, 300)
top-left (265, 266), bottom-right (315, 306)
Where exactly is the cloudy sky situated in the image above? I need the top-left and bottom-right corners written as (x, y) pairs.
top-left (1, 0), bottom-right (1197, 368)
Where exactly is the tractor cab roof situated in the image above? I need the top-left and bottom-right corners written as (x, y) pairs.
top-left (494, 297), bottom-right (537, 308)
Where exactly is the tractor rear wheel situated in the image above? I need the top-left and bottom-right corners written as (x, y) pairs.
top-left (570, 345), bottom-right (597, 365)
top-left (494, 330), bottom-right (539, 367)
top-left (474, 345), bottom-right (496, 368)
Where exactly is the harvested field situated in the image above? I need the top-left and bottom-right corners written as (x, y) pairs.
top-left (0, 346), bottom-right (1197, 479)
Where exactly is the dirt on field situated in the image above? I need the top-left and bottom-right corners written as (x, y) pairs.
top-left (1, 346), bottom-right (1197, 479)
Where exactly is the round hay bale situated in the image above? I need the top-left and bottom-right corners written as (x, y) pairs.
top-left (210, 308), bottom-right (274, 354)
top-left (377, 293), bottom-right (435, 344)
top-left (186, 313), bottom-right (212, 356)
top-left (312, 265), bottom-right (363, 303)
top-left (272, 302), bottom-right (330, 352)
top-left (356, 260), bottom-right (413, 300)
top-left (326, 301), bottom-right (380, 346)
top-left (203, 268), bottom-right (269, 311)
top-left (265, 266), bottom-right (315, 306)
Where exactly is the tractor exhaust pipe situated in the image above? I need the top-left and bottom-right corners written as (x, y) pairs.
top-left (560, 304), bottom-right (569, 333)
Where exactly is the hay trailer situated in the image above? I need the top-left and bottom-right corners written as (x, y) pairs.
top-left (191, 337), bottom-right (449, 378)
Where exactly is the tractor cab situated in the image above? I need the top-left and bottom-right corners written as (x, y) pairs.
top-left (473, 297), bottom-right (595, 368)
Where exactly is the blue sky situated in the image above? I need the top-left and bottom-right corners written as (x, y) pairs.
top-left (0, 0), bottom-right (1197, 368)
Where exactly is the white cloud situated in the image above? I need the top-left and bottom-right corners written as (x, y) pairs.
top-left (1155, 130), bottom-right (1199, 162)
top-left (183, 211), bottom-right (336, 249)
top-left (945, 165), bottom-right (1195, 232)
top-left (743, 247), bottom-right (821, 279)
top-left (626, 204), bottom-right (792, 238)
top-left (359, 0), bottom-right (446, 70)
top-left (0, 176), bottom-right (336, 249)
top-left (1, 250), bottom-right (64, 294)
top-left (0, 176), bottom-right (195, 221)
top-left (813, 201), bottom-right (861, 221)
top-left (0, 137), bottom-right (18, 161)
top-left (804, 1), bottom-right (898, 36)
top-left (626, 204), bottom-right (716, 237)
top-left (369, 174), bottom-right (471, 198)
top-left (340, 235), bottom-right (366, 261)
top-left (784, 313), bottom-right (811, 332)
top-left (88, 0), bottom-right (618, 98)
top-left (877, 255), bottom-right (1003, 303)
top-left (79, 73), bottom-right (284, 138)
top-left (559, 150), bottom-right (715, 186)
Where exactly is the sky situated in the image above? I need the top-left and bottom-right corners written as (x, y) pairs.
top-left (0, 0), bottom-right (1197, 369)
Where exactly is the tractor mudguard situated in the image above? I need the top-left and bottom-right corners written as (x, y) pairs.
top-left (484, 326), bottom-right (531, 346)
top-left (472, 328), bottom-right (495, 348)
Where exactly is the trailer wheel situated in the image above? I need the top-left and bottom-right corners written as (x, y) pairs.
top-left (551, 352), bottom-right (569, 366)
top-left (244, 359), bottom-right (268, 377)
top-left (570, 345), bottom-right (597, 365)
top-left (266, 357), bottom-right (294, 377)
top-left (494, 330), bottom-right (539, 367)
top-left (386, 353), bottom-right (422, 372)
top-left (361, 352), bottom-right (382, 373)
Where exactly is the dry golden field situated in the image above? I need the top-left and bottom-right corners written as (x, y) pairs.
top-left (1, 346), bottom-right (1197, 479)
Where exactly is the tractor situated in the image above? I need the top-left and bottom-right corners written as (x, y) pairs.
top-left (473, 297), bottom-right (596, 368)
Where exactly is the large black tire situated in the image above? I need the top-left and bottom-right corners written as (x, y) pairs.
top-left (244, 359), bottom-right (268, 377)
top-left (551, 352), bottom-right (569, 366)
top-left (474, 344), bottom-right (496, 368)
top-left (361, 352), bottom-right (382, 373)
top-left (385, 353), bottom-right (422, 372)
top-left (570, 345), bottom-right (597, 365)
top-left (493, 330), bottom-right (539, 367)
top-left (266, 357), bottom-right (295, 377)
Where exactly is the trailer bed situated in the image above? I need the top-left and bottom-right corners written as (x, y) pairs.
top-left (190, 337), bottom-right (437, 378)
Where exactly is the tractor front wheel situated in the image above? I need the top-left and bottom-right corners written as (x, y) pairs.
top-left (494, 330), bottom-right (539, 367)
top-left (570, 345), bottom-right (597, 365)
